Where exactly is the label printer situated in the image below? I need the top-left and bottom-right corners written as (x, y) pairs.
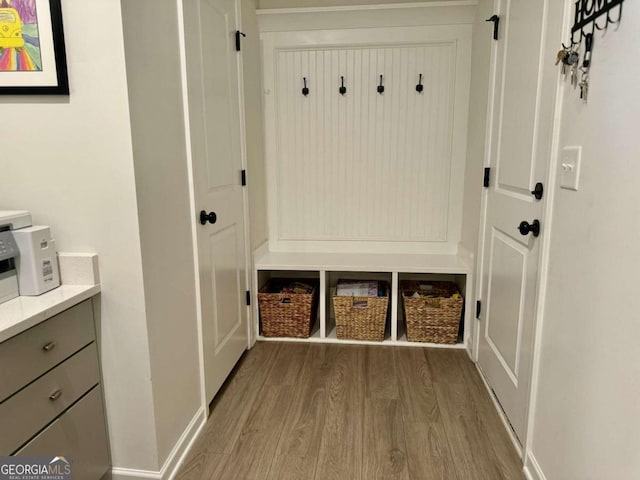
top-left (0, 211), bottom-right (61, 305)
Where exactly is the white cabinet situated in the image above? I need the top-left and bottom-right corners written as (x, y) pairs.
top-left (254, 251), bottom-right (473, 348)
top-left (0, 298), bottom-right (109, 479)
top-left (252, 5), bottom-right (477, 351)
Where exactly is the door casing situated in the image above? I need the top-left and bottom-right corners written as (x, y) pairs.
top-left (176, 0), bottom-right (254, 411)
top-left (473, 0), bottom-right (566, 453)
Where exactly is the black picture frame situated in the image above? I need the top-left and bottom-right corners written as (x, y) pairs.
top-left (0, 0), bottom-right (69, 95)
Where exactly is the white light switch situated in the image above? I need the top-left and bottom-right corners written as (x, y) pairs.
top-left (560, 146), bottom-right (581, 191)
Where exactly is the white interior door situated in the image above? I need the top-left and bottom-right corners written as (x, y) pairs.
top-left (182, 0), bottom-right (248, 403)
top-left (478, 0), bottom-right (552, 444)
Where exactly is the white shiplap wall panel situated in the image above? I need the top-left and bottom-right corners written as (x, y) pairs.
top-left (262, 25), bottom-right (472, 254)
top-left (276, 44), bottom-right (454, 242)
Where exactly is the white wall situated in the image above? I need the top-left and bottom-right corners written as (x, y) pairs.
top-left (529, 1), bottom-right (640, 478)
top-left (242, 0), bottom-right (269, 250)
top-left (0, 0), bottom-right (159, 471)
top-left (120, 0), bottom-right (202, 467)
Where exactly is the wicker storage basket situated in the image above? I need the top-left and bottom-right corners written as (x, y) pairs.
top-left (333, 281), bottom-right (389, 341)
top-left (401, 281), bottom-right (463, 344)
top-left (258, 279), bottom-right (318, 338)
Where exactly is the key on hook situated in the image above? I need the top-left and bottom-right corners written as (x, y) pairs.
top-left (416, 74), bottom-right (424, 93)
top-left (302, 77), bottom-right (309, 96)
top-left (583, 33), bottom-right (593, 69)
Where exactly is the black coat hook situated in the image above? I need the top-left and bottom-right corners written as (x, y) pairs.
top-left (302, 77), bottom-right (309, 96)
top-left (339, 76), bottom-right (347, 95)
top-left (235, 31), bottom-right (246, 51)
top-left (377, 75), bottom-right (384, 94)
top-left (486, 15), bottom-right (500, 41)
top-left (416, 74), bottom-right (424, 93)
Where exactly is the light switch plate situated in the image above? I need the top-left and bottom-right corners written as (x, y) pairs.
top-left (560, 146), bottom-right (581, 191)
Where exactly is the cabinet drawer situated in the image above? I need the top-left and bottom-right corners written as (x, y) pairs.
top-left (16, 386), bottom-right (110, 480)
top-left (0, 343), bottom-right (100, 455)
top-left (0, 299), bottom-right (95, 401)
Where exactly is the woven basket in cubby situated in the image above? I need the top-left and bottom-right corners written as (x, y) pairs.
top-left (401, 281), bottom-right (463, 344)
top-left (258, 279), bottom-right (318, 338)
top-left (333, 281), bottom-right (389, 342)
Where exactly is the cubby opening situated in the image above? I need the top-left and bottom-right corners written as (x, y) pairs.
top-left (326, 271), bottom-right (393, 342)
top-left (256, 270), bottom-right (321, 339)
top-left (397, 273), bottom-right (467, 345)
top-left (255, 256), bottom-right (471, 348)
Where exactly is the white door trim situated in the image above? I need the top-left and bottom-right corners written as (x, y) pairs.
top-left (234, 0), bottom-right (255, 349)
top-left (476, 0), bottom-right (565, 451)
top-left (472, 0), bottom-right (502, 364)
top-left (176, 0), bottom-right (253, 412)
top-left (176, 0), bottom-right (208, 413)
top-left (522, 0), bottom-right (573, 467)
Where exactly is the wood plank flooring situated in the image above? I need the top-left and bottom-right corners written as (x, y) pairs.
top-left (176, 343), bottom-right (524, 480)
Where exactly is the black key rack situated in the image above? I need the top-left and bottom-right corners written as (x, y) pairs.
top-left (569, 0), bottom-right (624, 47)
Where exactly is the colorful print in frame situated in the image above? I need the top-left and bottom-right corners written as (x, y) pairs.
top-left (0, 0), bottom-right (68, 94)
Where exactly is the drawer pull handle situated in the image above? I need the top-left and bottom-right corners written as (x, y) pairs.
top-left (49, 389), bottom-right (62, 401)
top-left (42, 341), bottom-right (57, 352)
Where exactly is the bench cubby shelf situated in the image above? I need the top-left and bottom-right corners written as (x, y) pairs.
top-left (253, 251), bottom-right (473, 349)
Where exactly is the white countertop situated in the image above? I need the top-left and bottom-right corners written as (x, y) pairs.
top-left (0, 252), bottom-right (101, 343)
top-left (0, 284), bottom-right (101, 343)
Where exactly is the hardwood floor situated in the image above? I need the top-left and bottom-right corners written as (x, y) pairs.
top-left (176, 343), bottom-right (524, 480)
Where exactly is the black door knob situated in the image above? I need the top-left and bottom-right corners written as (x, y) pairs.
top-left (518, 220), bottom-right (540, 237)
top-left (200, 210), bottom-right (217, 225)
top-left (531, 182), bottom-right (544, 200)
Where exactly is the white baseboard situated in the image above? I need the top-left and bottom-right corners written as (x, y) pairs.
top-left (110, 407), bottom-right (206, 480)
top-left (164, 407), bottom-right (207, 480)
top-left (109, 468), bottom-right (161, 480)
top-left (524, 452), bottom-right (546, 480)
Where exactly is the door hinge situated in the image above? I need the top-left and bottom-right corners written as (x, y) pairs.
top-left (235, 31), bottom-right (246, 52)
top-left (241, 169), bottom-right (247, 186)
top-left (246, 290), bottom-right (251, 306)
top-left (483, 167), bottom-right (491, 188)
top-left (476, 300), bottom-right (482, 319)
top-left (486, 15), bottom-right (500, 41)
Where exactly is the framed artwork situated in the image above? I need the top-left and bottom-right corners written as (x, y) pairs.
top-left (0, 0), bottom-right (68, 94)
